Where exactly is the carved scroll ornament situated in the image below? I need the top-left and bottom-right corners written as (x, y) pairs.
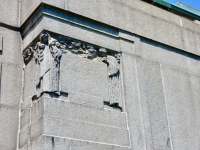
top-left (22, 32), bottom-right (122, 108)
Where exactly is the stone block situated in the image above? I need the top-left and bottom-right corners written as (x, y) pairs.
top-left (0, 0), bottom-right (19, 27)
top-left (31, 97), bottom-right (44, 123)
top-left (19, 126), bottom-right (30, 148)
top-left (71, 139), bottom-right (131, 150)
top-left (22, 59), bottom-right (37, 111)
top-left (30, 115), bottom-right (129, 146)
top-left (20, 135), bottom-right (131, 150)
top-left (140, 39), bottom-right (200, 75)
top-left (21, 108), bottom-right (31, 130)
top-left (0, 105), bottom-right (19, 150)
top-left (32, 97), bottom-right (127, 129)
top-left (0, 27), bottom-right (22, 65)
top-left (61, 53), bottom-right (109, 103)
top-left (119, 39), bottom-right (135, 55)
top-left (136, 58), bottom-right (171, 150)
top-left (42, 116), bottom-right (129, 146)
top-left (161, 65), bottom-right (200, 150)
top-left (30, 117), bottom-right (43, 141)
top-left (1, 63), bottom-right (22, 106)
top-left (29, 97), bottom-right (129, 146)
top-left (121, 53), bottom-right (146, 150)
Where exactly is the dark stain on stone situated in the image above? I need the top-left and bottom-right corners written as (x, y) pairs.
top-left (52, 137), bottom-right (55, 148)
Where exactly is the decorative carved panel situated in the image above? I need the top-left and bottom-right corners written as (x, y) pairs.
top-left (22, 32), bottom-right (123, 109)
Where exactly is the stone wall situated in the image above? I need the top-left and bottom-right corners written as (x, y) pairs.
top-left (0, 0), bottom-right (200, 150)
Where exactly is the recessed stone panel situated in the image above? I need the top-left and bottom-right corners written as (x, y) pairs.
top-left (61, 53), bottom-right (109, 104)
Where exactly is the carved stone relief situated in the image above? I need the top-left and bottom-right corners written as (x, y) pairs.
top-left (22, 32), bottom-right (122, 108)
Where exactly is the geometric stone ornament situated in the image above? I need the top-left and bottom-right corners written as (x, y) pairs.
top-left (22, 32), bottom-right (122, 108)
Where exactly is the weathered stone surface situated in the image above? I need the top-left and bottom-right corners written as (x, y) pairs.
top-left (1, 63), bottom-right (22, 106)
top-left (0, 0), bottom-right (19, 27)
top-left (71, 139), bottom-right (131, 150)
top-left (19, 126), bottom-right (30, 148)
top-left (69, 91), bottom-right (104, 108)
top-left (20, 0), bottom-right (65, 25)
top-left (121, 53), bottom-right (146, 150)
top-left (140, 39), bottom-right (200, 75)
top-left (31, 97), bottom-right (127, 129)
top-left (137, 58), bottom-right (171, 150)
top-left (21, 108), bottom-right (31, 130)
top-left (22, 15), bottom-right (120, 53)
top-left (25, 97), bottom-right (129, 147)
top-left (42, 117), bottom-right (129, 146)
top-left (61, 53), bottom-right (109, 103)
top-left (0, 27), bottom-right (22, 64)
top-left (161, 65), bottom-right (200, 150)
top-left (0, 106), bottom-right (19, 150)
top-left (20, 135), bottom-right (130, 150)
top-left (30, 117), bottom-right (43, 141)
top-left (22, 59), bottom-right (36, 112)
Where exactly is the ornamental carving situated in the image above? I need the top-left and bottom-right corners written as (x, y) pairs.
top-left (22, 32), bottom-right (122, 108)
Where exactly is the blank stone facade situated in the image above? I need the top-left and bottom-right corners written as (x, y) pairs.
top-left (0, 0), bottom-right (200, 150)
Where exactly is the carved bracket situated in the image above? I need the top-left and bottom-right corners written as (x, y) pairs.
top-left (22, 32), bottom-right (122, 108)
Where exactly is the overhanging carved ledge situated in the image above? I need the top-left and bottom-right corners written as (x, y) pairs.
top-left (23, 32), bottom-right (122, 108)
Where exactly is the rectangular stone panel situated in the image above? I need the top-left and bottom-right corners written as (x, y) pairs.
top-left (29, 97), bottom-right (129, 147)
top-left (20, 135), bottom-right (130, 150)
top-left (71, 139), bottom-right (131, 150)
top-left (137, 58), bottom-right (171, 150)
top-left (161, 65), bottom-right (200, 150)
top-left (31, 97), bottom-right (127, 129)
top-left (30, 116), bottom-right (129, 146)
top-left (42, 117), bottom-right (129, 146)
top-left (61, 53), bottom-right (109, 104)
top-left (19, 126), bottom-right (30, 148)
top-left (121, 53), bottom-right (146, 150)
top-left (21, 108), bottom-right (31, 130)
top-left (1, 63), bottom-right (22, 106)
top-left (22, 59), bottom-right (37, 111)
